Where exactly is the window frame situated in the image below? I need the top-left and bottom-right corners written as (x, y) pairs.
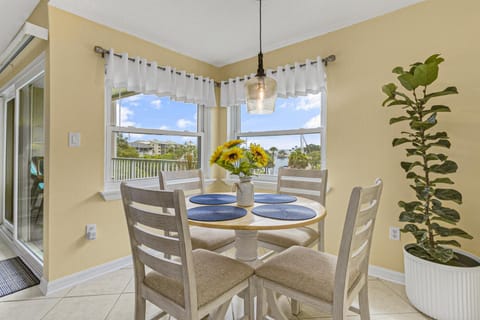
top-left (226, 90), bottom-right (327, 187)
top-left (102, 86), bottom-right (210, 199)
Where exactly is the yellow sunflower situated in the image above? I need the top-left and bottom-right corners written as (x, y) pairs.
top-left (250, 144), bottom-right (269, 167)
top-left (221, 147), bottom-right (243, 164)
top-left (223, 139), bottom-right (244, 149)
top-left (209, 145), bottom-right (224, 165)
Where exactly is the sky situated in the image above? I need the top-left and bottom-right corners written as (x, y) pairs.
top-left (116, 93), bottom-right (322, 151)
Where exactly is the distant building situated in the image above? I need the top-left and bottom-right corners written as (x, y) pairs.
top-left (129, 140), bottom-right (181, 156)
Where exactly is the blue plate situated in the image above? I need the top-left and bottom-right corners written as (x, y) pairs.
top-left (254, 194), bottom-right (297, 204)
top-left (189, 194), bottom-right (237, 205)
top-left (187, 206), bottom-right (247, 222)
top-left (252, 204), bottom-right (316, 221)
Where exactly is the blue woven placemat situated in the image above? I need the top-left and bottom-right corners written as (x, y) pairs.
top-left (188, 206), bottom-right (247, 221)
top-left (189, 194), bottom-right (237, 205)
top-left (254, 194), bottom-right (297, 204)
top-left (0, 257), bottom-right (40, 297)
top-left (252, 204), bottom-right (316, 220)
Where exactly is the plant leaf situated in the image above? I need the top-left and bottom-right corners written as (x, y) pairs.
top-left (431, 177), bottom-right (455, 184)
top-left (413, 62), bottom-right (439, 86)
top-left (430, 160), bottom-right (458, 174)
top-left (425, 131), bottom-right (448, 140)
top-left (392, 138), bottom-right (411, 147)
top-left (398, 201), bottom-right (422, 211)
top-left (401, 161), bottom-right (422, 172)
top-left (434, 188), bottom-right (462, 204)
top-left (389, 116), bottom-right (411, 124)
top-left (382, 83), bottom-right (397, 98)
top-left (436, 240), bottom-right (461, 247)
top-left (431, 205), bottom-right (460, 223)
top-left (424, 105), bottom-right (451, 115)
top-left (423, 86), bottom-right (458, 103)
top-left (398, 73), bottom-right (419, 90)
top-left (428, 139), bottom-right (451, 149)
top-left (392, 66), bottom-right (404, 74)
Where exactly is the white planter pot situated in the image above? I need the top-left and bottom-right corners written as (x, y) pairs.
top-left (404, 247), bottom-right (480, 320)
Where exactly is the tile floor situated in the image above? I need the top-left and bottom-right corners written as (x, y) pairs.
top-left (0, 241), bottom-right (431, 320)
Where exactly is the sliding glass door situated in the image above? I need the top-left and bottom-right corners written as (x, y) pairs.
top-left (1, 71), bottom-right (45, 264)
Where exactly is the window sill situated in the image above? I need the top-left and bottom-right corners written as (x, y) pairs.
top-left (100, 178), bottom-right (216, 201)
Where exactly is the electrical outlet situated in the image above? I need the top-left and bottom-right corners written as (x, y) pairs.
top-left (389, 227), bottom-right (401, 240)
top-left (86, 224), bottom-right (97, 240)
top-left (69, 132), bottom-right (81, 147)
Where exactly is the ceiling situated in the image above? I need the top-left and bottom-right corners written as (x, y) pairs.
top-left (3, 0), bottom-right (423, 67)
top-left (0, 0), bottom-right (41, 56)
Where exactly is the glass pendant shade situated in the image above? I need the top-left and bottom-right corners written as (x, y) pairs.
top-left (245, 75), bottom-right (277, 114)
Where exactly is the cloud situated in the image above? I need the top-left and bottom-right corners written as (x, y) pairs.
top-left (295, 93), bottom-right (321, 111)
top-left (303, 115), bottom-right (321, 128)
top-left (122, 95), bottom-right (141, 102)
top-left (151, 99), bottom-right (162, 109)
top-left (120, 106), bottom-right (136, 127)
top-left (176, 118), bottom-right (195, 129)
top-left (159, 125), bottom-right (169, 130)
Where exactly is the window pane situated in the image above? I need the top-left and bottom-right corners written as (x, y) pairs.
top-left (111, 132), bottom-right (199, 181)
top-left (238, 133), bottom-right (321, 176)
top-left (241, 93), bottom-right (321, 132)
top-left (113, 94), bottom-right (198, 132)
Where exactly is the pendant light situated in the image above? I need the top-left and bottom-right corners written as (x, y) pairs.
top-left (244, 0), bottom-right (277, 114)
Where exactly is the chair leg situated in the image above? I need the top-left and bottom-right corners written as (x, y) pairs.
top-left (291, 299), bottom-right (301, 315)
top-left (135, 295), bottom-right (146, 320)
top-left (358, 285), bottom-right (370, 320)
top-left (210, 299), bottom-right (231, 320)
top-left (244, 277), bottom-right (255, 320)
top-left (256, 279), bottom-right (267, 320)
top-left (265, 288), bottom-right (288, 320)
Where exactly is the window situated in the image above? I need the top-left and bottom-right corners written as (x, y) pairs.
top-left (228, 92), bottom-right (326, 182)
top-left (104, 90), bottom-right (207, 192)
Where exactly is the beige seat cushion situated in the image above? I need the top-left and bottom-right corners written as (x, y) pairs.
top-left (255, 246), bottom-right (359, 303)
top-left (257, 227), bottom-right (319, 248)
top-left (190, 226), bottom-right (235, 251)
top-left (144, 249), bottom-right (253, 307)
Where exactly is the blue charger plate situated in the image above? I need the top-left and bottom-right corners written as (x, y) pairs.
top-left (254, 194), bottom-right (297, 204)
top-left (187, 206), bottom-right (247, 221)
top-left (252, 204), bottom-right (316, 221)
top-left (189, 194), bottom-right (237, 205)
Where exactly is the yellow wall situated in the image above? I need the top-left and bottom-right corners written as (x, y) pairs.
top-left (46, 7), bottom-right (220, 280)
top-left (220, 0), bottom-right (480, 271)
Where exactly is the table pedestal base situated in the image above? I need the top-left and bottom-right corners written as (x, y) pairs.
top-left (234, 230), bottom-right (261, 267)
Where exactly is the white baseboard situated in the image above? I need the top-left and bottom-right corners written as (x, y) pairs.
top-left (369, 264), bottom-right (405, 285)
top-left (40, 255), bottom-right (133, 295)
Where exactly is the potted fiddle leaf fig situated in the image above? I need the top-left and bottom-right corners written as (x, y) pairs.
top-left (382, 54), bottom-right (480, 320)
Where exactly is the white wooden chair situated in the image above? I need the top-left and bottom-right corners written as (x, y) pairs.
top-left (255, 178), bottom-right (383, 320)
top-left (257, 168), bottom-right (328, 253)
top-left (121, 183), bottom-right (255, 320)
top-left (159, 169), bottom-right (236, 253)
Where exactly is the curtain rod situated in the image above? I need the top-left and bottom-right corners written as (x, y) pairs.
top-left (93, 45), bottom-right (335, 87)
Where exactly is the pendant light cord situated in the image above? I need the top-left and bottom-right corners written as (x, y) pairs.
top-left (259, 0), bottom-right (262, 54)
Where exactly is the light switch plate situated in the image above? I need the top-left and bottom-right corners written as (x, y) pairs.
top-left (69, 132), bottom-right (81, 147)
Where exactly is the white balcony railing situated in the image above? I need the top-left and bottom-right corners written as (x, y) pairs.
top-left (111, 157), bottom-right (197, 181)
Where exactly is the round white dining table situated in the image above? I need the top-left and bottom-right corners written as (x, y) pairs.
top-left (186, 192), bottom-right (326, 266)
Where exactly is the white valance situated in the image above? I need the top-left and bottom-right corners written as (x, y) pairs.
top-left (220, 56), bottom-right (326, 107)
top-left (105, 49), bottom-right (217, 107)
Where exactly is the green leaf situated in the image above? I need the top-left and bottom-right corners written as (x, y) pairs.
top-left (389, 116), bottom-right (411, 124)
top-left (436, 240), bottom-right (461, 247)
top-left (424, 54), bottom-right (444, 65)
top-left (387, 100), bottom-right (411, 107)
top-left (428, 139), bottom-right (451, 149)
top-left (400, 211), bottom-right (425, 223)
top-left (400, 161), bottom-right (422, 172)
top-left (398, 73), bottom-right (419, 90)
top-left (425, 153), bottom-right (448, 161)
top-left (431, 177), bottom-right (455, 184)
top-left (382, 83), bottom-right (397, 98)
top-left (431, 205), bottom-right (460, 223)
top-left (434, 188), bottom-right (462, 204)
top-left (392, 138), bottom-right (411, 147)
top-left (427, 246), bottom-right (454, 263)
top-left (430, 160), bottom-right (458, 174)
top-left (424, 105), bottom-right (451, 115)
top-left (425, 131), bottom-right (448, 140)
top-left (431, 223), bottom-right (473, 239)
top-left (413, 62), bottom-right (439, 86)
top-left (410, 113), bottom-right (437, 131)
top-left (392, 66), bottom-right (404, 74)
top-left (398, 201), bottom-right (422, 211)
top-left (423, 86), bottom-right (458, 103)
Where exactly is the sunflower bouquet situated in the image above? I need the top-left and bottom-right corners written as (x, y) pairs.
top-left (210, 139), bottom-right (270, 177)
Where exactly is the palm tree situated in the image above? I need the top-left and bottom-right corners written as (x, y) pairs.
top-left (269, 146), bottom-right (278, 158)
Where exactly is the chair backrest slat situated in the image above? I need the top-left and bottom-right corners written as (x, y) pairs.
top-left (127, 187), bottom-right (176, 208)
top-left (136, 247), bottom-right (184, 280)
top-left (133, 226), bottom-right (181, 257)
top-left (160, 169), bottom-right (205, 195)
top-left (277, 168), bottom-right (327, 205)
top-left (128, 206), bottom-right (178, 231)
top-left (334, 178), bottom-right (383, 310)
